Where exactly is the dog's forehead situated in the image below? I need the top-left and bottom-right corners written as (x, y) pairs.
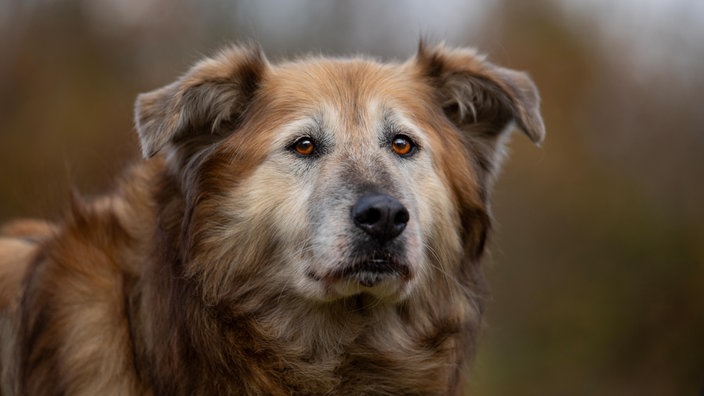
top-left (261, 58), bottom-right (432, 145)
top-left (271, 57), bottom-right (406, 96)
top-left (262, 58), bottom-right (431, 127)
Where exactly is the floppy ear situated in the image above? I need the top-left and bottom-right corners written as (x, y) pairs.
top-left (415, 42), bottom-right (545, 181)
top-left (134, 43), bottom-right (268, 158)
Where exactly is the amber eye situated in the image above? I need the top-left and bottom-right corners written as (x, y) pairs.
top-left (391, 135), bottom-right (415, 157)
top-left (293, 137), bottom-right (315, 156)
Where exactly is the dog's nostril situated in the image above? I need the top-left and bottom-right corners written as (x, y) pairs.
top-left (352, 193), bottom-right (409, 241)
top-left (357, 207), bottom-right (381, 226)
top-left (394, 208), bottom-right (409, 226)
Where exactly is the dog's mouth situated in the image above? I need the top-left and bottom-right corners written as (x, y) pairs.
top-left (307, 253), bottom-right (412, 296)
top-left (335, 255), bottom-right (411, 287)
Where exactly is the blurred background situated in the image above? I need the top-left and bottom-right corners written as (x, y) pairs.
top-left (1, 0), bottom-right (702, 394)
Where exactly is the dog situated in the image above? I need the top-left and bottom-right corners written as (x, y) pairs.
top-left (0, 42), bottom-right (544, 395)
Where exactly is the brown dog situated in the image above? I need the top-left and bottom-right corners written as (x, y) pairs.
top-left (0, 42), bottom-right (544, 395)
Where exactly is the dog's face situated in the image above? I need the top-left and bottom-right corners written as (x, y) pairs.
top-left (246, 61), bottom-right (452, 302)
top-left (134, 43), bottom-right (544, 304)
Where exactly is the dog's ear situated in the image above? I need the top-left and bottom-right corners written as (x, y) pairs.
top-left (134, 43), bottom-right (268, 158)
top-left (415, 42), bottom-right (545, 180)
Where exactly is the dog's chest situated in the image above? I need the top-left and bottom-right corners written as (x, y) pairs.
top-left (267, 333), bottom-right (455, 395)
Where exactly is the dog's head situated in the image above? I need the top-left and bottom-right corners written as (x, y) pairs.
top-left (134, 42), bottom-right (544, 305)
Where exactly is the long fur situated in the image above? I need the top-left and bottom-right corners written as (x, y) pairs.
top-left (0, 42), bottom-right (543, 395)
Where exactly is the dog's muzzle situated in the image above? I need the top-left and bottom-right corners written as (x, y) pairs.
top-left (305, 193), bottom-right (413, 297)
top-left (337, 193), bottom-right (411, 287)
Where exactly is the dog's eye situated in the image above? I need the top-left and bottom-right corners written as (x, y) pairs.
top-left (391, 135), bottom-right (416, 157)
top-left (292, 137), bottom-right (315, 156)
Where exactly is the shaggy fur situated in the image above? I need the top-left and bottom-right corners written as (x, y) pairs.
top-left (0, 42), bottom-right (544, 395)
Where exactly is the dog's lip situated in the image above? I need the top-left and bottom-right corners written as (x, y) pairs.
top-left (308, 255), bottom-right (411, 287)
top-left (339, 257), bottom-right (409, 279)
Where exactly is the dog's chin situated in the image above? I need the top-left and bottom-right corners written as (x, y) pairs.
top-left (304, 256), bottom-right (414, 302)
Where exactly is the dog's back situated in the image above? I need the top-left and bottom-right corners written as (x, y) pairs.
top-left (0, 219), bottom-right (57, 310)
top-left (0, 220), bottom-right (55, 395)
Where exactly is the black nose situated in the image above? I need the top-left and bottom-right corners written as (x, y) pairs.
top-left (352, 193), bottom-right (409, 242)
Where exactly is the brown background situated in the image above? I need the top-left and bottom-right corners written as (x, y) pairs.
top-left (1, 1), bottom-right (702, 394)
